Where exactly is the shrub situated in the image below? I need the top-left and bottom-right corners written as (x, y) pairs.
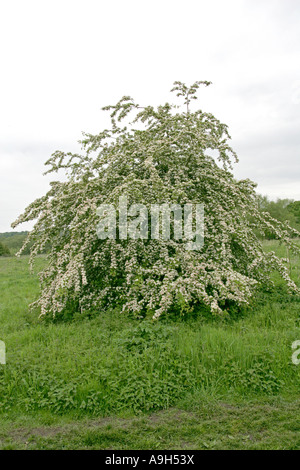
top-left (12, 81), bottom-right (300, 319)
top-left (0, 241), bottom-right (11, 257)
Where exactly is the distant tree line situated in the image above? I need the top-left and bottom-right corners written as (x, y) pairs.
top-left (0, 231), bottom-right (51, 256)
top-left (0, 241), bottom-right (11, 256)
top-left (258, 196), bottom-right (300, 239)
top-left (0, 232), bottom-right (30, 256)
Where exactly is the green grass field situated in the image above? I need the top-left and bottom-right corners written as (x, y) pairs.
top-left (0, 242), bottom-right (299, 450)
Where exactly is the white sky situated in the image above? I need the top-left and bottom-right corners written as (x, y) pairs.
top-left (0, 0), bottom-right (299, 232)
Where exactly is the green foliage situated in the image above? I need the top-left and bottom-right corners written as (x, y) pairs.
top-left (0, 317), bottom-right (296, 415)
top-left (0, 244), bottom-right (299, 449)
top-left (287, 201), bottom-right (300, 225)
top-left (258, 196), bottom-right (300, 238)
top-left (0, 241), bottom-right (11, 257)
top-left (0, 247), bottom-right (299, 418)
top-left (0, 232), bottom-right (51, 256)
top-left (1, 398), bottom-right (300, 449)
top-left (0, 232), bottom-right (29, 255)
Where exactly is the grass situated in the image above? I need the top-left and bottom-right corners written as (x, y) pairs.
top-left (0, 398), bottom-right (299, 450)
top-left (0, 242), bottom-right (299, 450)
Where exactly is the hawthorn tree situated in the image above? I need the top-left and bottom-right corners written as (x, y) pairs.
top-left (12, 81), bottom-right (300, 319)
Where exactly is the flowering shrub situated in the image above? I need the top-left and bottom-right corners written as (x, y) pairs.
top-left (12, 81), bottom-right (300, 319)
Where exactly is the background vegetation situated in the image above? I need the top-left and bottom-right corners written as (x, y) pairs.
top-left (258, 197), bottom-right (300, 238)
top-left (0, 242), bottom-right (11, 257)
top-left (0, 232), bottom-right (29, 255)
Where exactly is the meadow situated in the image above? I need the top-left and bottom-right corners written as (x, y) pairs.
top-left (0, 241), bottom-right (299, 450)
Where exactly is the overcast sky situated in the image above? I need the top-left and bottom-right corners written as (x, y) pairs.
top-left (0, 0), bottom-right (299, 232)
